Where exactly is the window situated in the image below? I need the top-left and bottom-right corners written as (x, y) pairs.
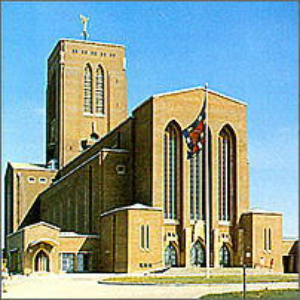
top-left (163, 122), bottom-right (182, 220)
top-left (264, 228), bottom-right (272, 251)
top-left (140, 225), bottom-right (150, 250)
top-left (146, 225), bottom-right (150, 250)
top-left (190, 129), bottom-right (212, 222)
top-left (264, 228), bottom-right (267, 251)
top-left (77, 253), bottom-right (90, 272)
top-left (190, 151), bottom-right (205, 221)
top-left (140, 225), bottom-right (144, 249)
top-left (61, 253), bottom-right (75, 272)
top-left (83, 64), bottom-right (93, 113)
top-left (95, 65), bottom-right (105, 114)
top-left (218, 125), bottom-right (236, 221)
top-left (116, 165), bottom-right (126, 175)
top-left (190, 156), bottom-right (194, 219)
top-left (39, 177), bottom-right (47, 184)
top-left (28, 176), bottom-right (36, 183)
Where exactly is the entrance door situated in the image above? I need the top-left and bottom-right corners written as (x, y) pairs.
top-left (191, 241), bottom-right (205, 267)
top-left (164, 244), bottom-right (177, 267)
top-left (219, 244), bottom-right (230, 267)
top-left (35, 250), bottom-right (50, 272)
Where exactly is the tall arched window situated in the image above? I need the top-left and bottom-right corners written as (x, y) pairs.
top-left (190, 151), bottom-right (204, 220)
top-left (164, 121), bottom-right (182, 220)
top-left (190, 129), bottom-right (212, 221)
top-left (84, 64), bottom-right (93, 113)
top-left (218, 125), bottom-right (236, 221)
top-left (95, 65), bottom-right (105, 114)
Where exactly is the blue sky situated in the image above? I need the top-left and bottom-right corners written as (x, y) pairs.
top-left (2, 2), bottom-right (298, 237)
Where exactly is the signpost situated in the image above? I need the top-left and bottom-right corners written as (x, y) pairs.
top-left (243, 264), bottom-right (246, 299)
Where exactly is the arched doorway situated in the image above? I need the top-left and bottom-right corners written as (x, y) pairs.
top-left (34, 250), bottom-right (50, 272)
top-left (219, 244), bottom-right (230, 267)
top-left (164, 243), bottom-right (177, 267)
top-left (191, 241), bottom-right (205, 267)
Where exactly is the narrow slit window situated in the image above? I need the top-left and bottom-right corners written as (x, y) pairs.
top-left (140, 225), bottom-right (144, 249)
top-left (268, 228), bottom-right (272, 251)
top-left (146, 225), bottom-right (150, 250)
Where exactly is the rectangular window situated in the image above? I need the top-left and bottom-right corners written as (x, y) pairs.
top-left (268, 228), bottom-right (272, 251)
top-left (77, 253), bottom-right (90, 272)
top-left (140, 225), bottom-right (144, 249)
top-left (264, 228), bottom-right (267, 251)
top-left (146, 225), bottom-right (150, 250)
top-left (62, 253), bottom-right (75, 272)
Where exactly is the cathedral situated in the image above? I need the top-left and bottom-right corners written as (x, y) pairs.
top-left (4, 38), bottom-right (297, 274)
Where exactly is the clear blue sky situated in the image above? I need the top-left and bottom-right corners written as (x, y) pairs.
top-left (2, 2), bottom-right (298, 238)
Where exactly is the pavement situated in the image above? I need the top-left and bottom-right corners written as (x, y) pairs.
top-left (2, 273), bottom-right (299, 299)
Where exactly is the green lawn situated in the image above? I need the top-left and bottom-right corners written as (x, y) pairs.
top-left (102, 274), bottom-right (298, 285)
top-left (201, 289), bottom-right (299, 299)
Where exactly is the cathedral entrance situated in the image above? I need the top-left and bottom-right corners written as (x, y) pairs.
top-left (219, 244), bottom-right (230, 267)
top-left (164, 244), bottom-right (177, 267)
top-left (34, 250), bottom-right (50, 272)
top-left (190, 241), bottom-right (205, 267)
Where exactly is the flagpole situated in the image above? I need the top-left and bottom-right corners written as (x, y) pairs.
top-left (205, 83), bottom-right (210, 278)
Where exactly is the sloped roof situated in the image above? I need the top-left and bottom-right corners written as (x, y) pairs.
top-left (9, 162), bottom-right (55, 172)
top-left (242, 207), bottom-right (282, 215)
top-left (132, 86), bottom-right (247, 113)
top-left (153, 86), bottom-right (247, 106)
top-left (7, 221), bottom-right (61, 238)
top-left (101, 203), bottom-right (162, 217)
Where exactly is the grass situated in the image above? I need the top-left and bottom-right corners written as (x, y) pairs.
top-left (200, 288), bottom-right (299, 299)
top-left (102, 274), bottom-right (298, 285)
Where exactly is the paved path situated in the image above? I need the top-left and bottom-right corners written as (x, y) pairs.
top-left (2, 274), bottom-right (298, 299)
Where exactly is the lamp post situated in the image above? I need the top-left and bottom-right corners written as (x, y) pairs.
top-left (243, 246), bottom-right (251, 299)
top-left (243, 263), bottom-right (246, 299)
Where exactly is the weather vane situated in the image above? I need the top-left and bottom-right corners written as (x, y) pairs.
top-left (80, 14), bottom-right (89, 40)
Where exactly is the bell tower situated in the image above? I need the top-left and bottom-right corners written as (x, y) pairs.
top-left (46, 39), bottom-right (128, 168)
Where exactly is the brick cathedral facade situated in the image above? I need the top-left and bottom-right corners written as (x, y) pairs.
top-left (4, 39), bottom-right (297, 274)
